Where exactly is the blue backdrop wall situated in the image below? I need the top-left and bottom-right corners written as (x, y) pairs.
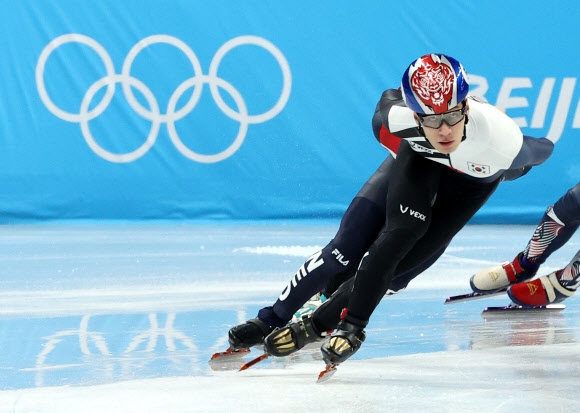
top-left (1, 1), bottom-right (578, 222)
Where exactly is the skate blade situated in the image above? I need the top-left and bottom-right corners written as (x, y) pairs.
top-left (239, 353), bottom-right (269, 371)
top-left (482, 303), bottom-right (566, 316)
top-left (317, 364), bottom-right (338, 383)
top-left (210, 347), bottom-right (250, 361)
top-left (208, 348), bottom-right (251, 371)
top-left (444, 288), bottom-right (507, 304)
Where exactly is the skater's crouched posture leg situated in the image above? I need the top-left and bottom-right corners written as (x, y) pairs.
top-left (227, 197), bottom-right (385, 350)
top-left (263, 240), bottom-right (448, 357)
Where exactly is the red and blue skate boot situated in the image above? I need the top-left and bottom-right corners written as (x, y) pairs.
top-left (507, 270), bottom-right (576, 307)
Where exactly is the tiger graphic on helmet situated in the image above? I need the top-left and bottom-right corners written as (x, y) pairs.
top-left (401, 53), bottom-right (470, 115)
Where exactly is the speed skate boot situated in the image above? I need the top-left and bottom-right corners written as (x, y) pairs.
top-left (507, 270), bottom-right (576, 307)
top-left (264, 315), bottom-right (328, 357)
top-left (228, 318), bottom-right (275, 350)
top-left (320, 319), bottom-right (366, 366)
top-left (470, 252), bottom-right (538, 293)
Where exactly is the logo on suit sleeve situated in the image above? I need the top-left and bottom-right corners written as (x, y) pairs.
top-left (467, 162), bottom-right (490, 174)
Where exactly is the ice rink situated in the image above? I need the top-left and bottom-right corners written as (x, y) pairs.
top-left (0, 222), bottom-right (579, 413)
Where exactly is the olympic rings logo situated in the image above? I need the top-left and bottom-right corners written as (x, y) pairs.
top-left (35, 34), bottom-right (292, 163)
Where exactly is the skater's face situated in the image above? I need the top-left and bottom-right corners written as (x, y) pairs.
top-left (415, 101), bottom-right (468, 154)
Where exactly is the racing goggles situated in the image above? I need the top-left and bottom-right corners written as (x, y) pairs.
top-left (417, 105), bottom-right (466, 129)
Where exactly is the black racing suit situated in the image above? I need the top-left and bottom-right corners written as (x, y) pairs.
top-left (257, 89), bottom-right (553, 331)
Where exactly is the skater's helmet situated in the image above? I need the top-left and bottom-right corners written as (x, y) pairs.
top-left (401, 53), bottom-right (469, 115)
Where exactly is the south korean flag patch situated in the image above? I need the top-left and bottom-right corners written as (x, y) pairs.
top-left (467, 162), bottom-right (490, 174)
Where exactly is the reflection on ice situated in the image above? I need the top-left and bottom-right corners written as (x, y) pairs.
top-left (0, 223), bottom-right (579, 412)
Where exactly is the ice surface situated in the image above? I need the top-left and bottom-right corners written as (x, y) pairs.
top-left (0, 222), bottom-right (579, 412)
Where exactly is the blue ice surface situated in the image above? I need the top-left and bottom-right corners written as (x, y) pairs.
top-left (0, 221), bottom-right (579, 391)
